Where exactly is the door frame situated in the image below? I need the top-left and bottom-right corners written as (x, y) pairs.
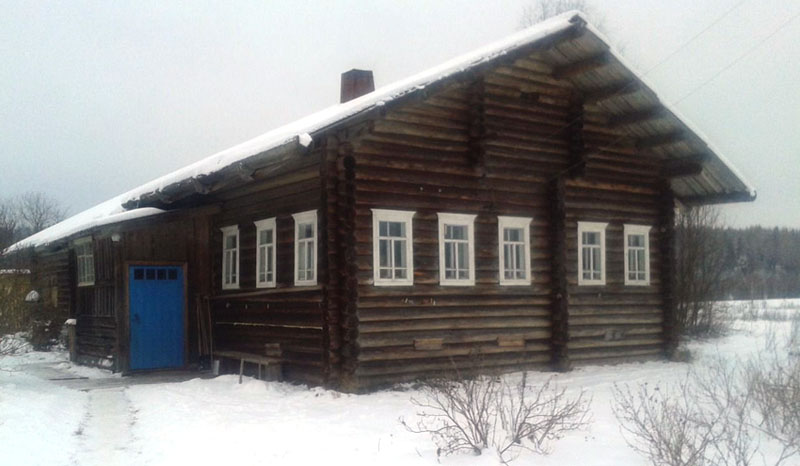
top-left (121, 260), bottom-right (189, 374)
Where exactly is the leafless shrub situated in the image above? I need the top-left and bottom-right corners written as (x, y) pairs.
top-left (403, 371), bottom-right (590, 463)
top-left (0, 333), bottom-right (31, 356)
top-left (788, 316), bottom-right (800, 354)
top-left (746, 349), bottom-right (800, 463)
top-left (614, 348), bottom-right (800, 466)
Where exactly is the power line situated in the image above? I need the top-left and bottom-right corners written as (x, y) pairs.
top-left (640, 0), bottom-right (749, 76)
top-left (673, 8), bottom-right (800, 105)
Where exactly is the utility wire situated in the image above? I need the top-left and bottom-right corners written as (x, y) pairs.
top-left (550, 5), bottom-right (800, 181)
top-left (673, 8), bottom-right (800, 105)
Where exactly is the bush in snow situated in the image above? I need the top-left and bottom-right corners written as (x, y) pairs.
top-left (403, 371), bottom-right (590, 463)
top-left (614, 345), bottom-right (800, 465)
top-left (0, 332), bottom-right (32, 356)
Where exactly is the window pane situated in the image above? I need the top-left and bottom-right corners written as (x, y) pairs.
top-left (225, 235), bottom-right (236, 249)
top-left (266, 246), bottom-right (274, 281)
top-left (457, 242), bottom-right (468, 274)
top-left (591, 247), bottom-right (601, 273)
top-left (306, 242), bottom-right (315, 278)
top-left (583, 232), bottom-right (599, 246)
top-left (445, 225), bottom-right (466, 240)
top-left (628, 234), bottom-right (644, 248)
top-left (636, 249), bottom-right (645, 272)
top-left (299, 223), bottom-right (313, 239)
top-left (445, 242), bottom-right (456, 279)
top-left (379, 221), bottom-right (388, 237)
top-left (582, 247), bottom-right (591, 273)
top-left (380, 268), bottom-right (391, 279)
top-left (504, 227), bottom-right (522, 242)
top-left (515, 244), bottom-right (525, 277)
top-left (379, 240), bottom-right (390, 267)
top-left (395, 269), bottom-right (406, 279)
top-left (394, 239), bottom-right (406, 269)
top-left (388, 221), bottom-right (403, 238)
top-left (298, 243), bottom-right (306, 274)
top-left (259, 247), bottom-right (266, 282)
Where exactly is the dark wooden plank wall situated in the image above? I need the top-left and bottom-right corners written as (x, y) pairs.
top-left (346, 53), bottom-right (668, 388)
top-left (564, 131), bottom-right (665, 364)
top-left (117, 215), bottom-right (211, 372)
top-left (348, 58), bottom-right (584, 388)
top-left (209, 152), bottom-right (326, 385)
top-left (33, 249), bottom-right (73, 317)
top-left (75, 237), bottom-right (116, 366)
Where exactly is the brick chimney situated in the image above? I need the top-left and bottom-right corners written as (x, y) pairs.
top-left (340, 69), bottom-right (375, 103)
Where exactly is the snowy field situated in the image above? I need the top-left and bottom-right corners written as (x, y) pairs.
top-left (1, 299), bottom-right (798, 466)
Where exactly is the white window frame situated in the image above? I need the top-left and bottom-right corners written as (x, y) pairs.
top-left (577, 221), bottom-right (608, 286)
top-left (254, 217), bottom-right (277, 289)
top-left (220, 225), bottom-right (240, 290)
top-left (438, 213), bottom-right (477, 286)
top-left (498, 216), bottom-right (532, 286)
top-left (293, 210), bottom-right (317, 287)
top-left (624, 224), bottom-right (652, 286)
top-left (74, 237), bottom-right (95, 287)
top-left (372, 209), bottom-right (415, 287)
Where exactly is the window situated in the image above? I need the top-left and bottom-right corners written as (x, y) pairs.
top-left (498, 216), bottom-right (532, 285)
top-left (372, 209), bottom-right (415, 286)
top-left (438, 213), bottom-right (477, 286)
top-left (75, 237), bottom-right (94, 287)
top-left (293, 210), bottom-right (317, 286)
top-left (624, 224), bottom-right (652, 286)
top-left (254, 218), bottom-right (277, 288)
top-left (221, 225), bottom-right (239, 290)
top-left (578, 221), bottom-right (607, 286)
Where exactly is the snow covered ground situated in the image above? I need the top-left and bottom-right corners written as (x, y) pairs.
top-left (1, 299), bottom-right (798, 466)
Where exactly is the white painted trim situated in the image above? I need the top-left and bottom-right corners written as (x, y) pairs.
top-left (437, 213), bottom-right (477, 286)
top-left (371, 209), bottom-right (415, 287)
top-left (292, 210), bottom-right (317, 287)
top-left (220, 225), bottom-right (240, 290)
top-left (254, 217), bottom-right (277, 289)
top-left (498, 216), bottom-right (532, 286)
top-left (74, 236), bottom-right (95, 287)
top-left (577, 221), bottom-right (608, 286)
top-left (624, 224), bottom-right (652, 286)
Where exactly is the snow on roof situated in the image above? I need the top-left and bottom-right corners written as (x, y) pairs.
top-left (7, 12), bottom-right (579, 252)
top-left (6, 10), bottom-right (754, 252)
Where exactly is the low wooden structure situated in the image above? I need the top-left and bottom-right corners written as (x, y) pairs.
top-left (7, 13), bottom-right (754, 390)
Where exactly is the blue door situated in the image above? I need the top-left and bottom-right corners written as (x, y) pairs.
top-left (129, 265), bottom-right (185, 370)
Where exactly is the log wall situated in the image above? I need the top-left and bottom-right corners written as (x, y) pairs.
top-left (345, 52), bottom-right (669, 388)
top-left (209, 151), bottom-right (326, 385)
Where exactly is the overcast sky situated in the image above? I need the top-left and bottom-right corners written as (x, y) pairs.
top-left (1, 0), bottom-right (798, 228)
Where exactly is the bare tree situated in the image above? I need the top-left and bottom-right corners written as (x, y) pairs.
top-left (519, 0), bottom-right (607, 32)
top-left (15, 192), bottom-right (66, 235)
top-left (0, 199), bottom-right (18, 251)
top-left (674, 205), bottom-right (730, 336)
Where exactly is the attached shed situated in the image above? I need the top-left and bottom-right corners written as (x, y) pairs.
top-left (7, 12), bottom-right (754, 390)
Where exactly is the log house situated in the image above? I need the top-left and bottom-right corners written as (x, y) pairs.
top-left (6, 13), bottom-right (755, 390)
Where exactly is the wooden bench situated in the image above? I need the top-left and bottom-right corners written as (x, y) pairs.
top-left (214, 347), bottom-right (282, 384)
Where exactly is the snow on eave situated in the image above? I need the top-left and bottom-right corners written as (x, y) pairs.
top-left (8, 10), bottom-right (754, 253)
top-left (4, 203), bottom-right (164, 253)
top-left (6, 12), bottom-right (582, 253)
top-left (578, 19), bottom-right (757, 199)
